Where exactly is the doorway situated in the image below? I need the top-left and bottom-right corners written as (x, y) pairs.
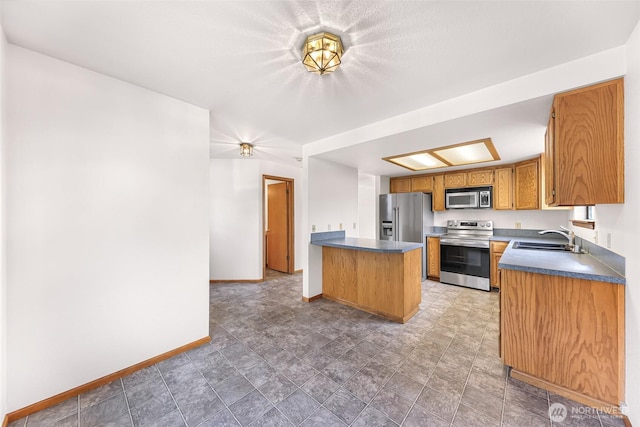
top-left (263, 175), bottom-right (294, 275)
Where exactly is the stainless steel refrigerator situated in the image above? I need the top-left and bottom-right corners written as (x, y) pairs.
top-left (379, 192), bottom-right (434, 280)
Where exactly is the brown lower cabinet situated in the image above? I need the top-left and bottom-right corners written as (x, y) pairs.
top-left (322, 246), bottom-right (422, 323)
top-left (500, 269), bottom-right (625, 409)
top-left (490, 241), bottom-right (508, 288)
top-left (427, 236), bottom-right (440, 280)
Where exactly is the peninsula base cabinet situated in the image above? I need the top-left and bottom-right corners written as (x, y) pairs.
top-left (322, 246), bottom-right (422, 323)
top-left (500, 269), bottom-right (624, 409)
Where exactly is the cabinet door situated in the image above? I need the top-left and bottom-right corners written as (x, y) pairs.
top-left (411, 176), bottom-right (433, 192)
top-left (390, 177), bottom-right (411, 193)
top-left (501, 270), bottom-right (624, 406)
top-left (444, 172), bottom-right (466, 188)
top-left (427, 237), bottom-right (440, 279)
top-left (490, 241), bottom-right (509, 288)
top-left (553, 78), bottom-right (624, 205)
top-left (467, 170), bottom-right (494, 186)
top-left (494, 167), bottom-right (513, 210)
top-left (322, 247), bottom-right (358, 302)
top-left (514, 158), bottom-right (540, 210)
top-left (432, 175), bottom-right (445, 211)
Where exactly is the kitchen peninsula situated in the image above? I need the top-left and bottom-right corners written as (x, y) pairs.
top-left (310, 231), bottom-right (422, 323)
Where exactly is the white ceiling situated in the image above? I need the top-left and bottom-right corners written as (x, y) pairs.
top-left (2, 1), bottom-right (639, 175)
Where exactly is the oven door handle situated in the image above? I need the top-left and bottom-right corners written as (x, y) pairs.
top-left (440, 239), bottom-right (490, 249)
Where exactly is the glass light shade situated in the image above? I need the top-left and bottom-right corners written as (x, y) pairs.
top-left (302, 32), bottom-right (343, 75)
top-left (240, 143), bottom-right (253, 157)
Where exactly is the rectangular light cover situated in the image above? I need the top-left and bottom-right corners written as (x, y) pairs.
top-left (387, 153), bottom-right (448, 170)
top-left (383, 138), bottom-right (500, 171)
top-left (434, 141), bottom-right (495, 165)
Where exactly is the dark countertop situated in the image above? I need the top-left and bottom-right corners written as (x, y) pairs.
top-left (499, 239), bottom-right (625, 285)
top-left (426, 232), bottom-right (446, 237)
top-left (311, 237), bottom-right (423, 254)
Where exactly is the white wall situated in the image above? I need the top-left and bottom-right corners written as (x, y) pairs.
top-left (210, 160), bottom-right (262, 280)
top-left (434, 208), bottom-right (570, 230)
top-left (209, 159), bottom-right (303, 281)
top-left (0, 22), bottom-right (7, 421)
top-left (308, 158), bottom-right (358, 236)
top-left (621, 18), bottom-right (640, 420)
top-left (5, 45), bottom-right (210, 411)
top-left (303, 157), bottom-right (359, 298)
top-left (357, 172), bottom-right (378, 239)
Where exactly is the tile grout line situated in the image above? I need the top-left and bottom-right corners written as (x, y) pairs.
top-left (120, 378), bottom-right (135, 427)
top-left (396, 282), bottom-right (457, 426)
top-left (445, 293), bottom-right (490, 427)
top-left (209, 315), bottom-right (312, 425)
top-left (194, 334), bottom-right (274, 426)
top-left (399, 288), bottom-right (474, 427)
top-left (154, 364), bottom-right (190, 427)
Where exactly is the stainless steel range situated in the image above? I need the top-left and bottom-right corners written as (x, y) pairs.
top-left (440, 220), bottom-right (494, 291)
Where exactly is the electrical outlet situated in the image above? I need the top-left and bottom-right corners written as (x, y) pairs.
top-left (594, 231), bottom-right (598, 243)
top-left (607, 232), bottom-right (612, 249)
top-left (328, 224), bottom-right (331, 231)
top-left (339, 223), bottom-right (343, 230)
top-left (515, 222), bottom-right (521, 229)
top-left (353, 222), bottom-right (357, 229)
top-left (311, 224), bottom-right (316, 232)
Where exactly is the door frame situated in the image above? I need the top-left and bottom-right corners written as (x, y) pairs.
top-left (263, 175), bottom-right (295, 275)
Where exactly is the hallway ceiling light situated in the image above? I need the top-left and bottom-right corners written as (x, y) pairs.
top-left (240, 142), bottom-right (254, 157)
top-left (302, 32), bottom-right (344, 75)
top-left (383, 138), bottom-right (500, 171)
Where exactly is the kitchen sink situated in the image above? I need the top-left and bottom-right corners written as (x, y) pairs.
top-left (512, 241), bottom-right (569, 251)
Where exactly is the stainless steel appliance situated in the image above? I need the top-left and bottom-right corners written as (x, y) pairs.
top-left (379, 192), bottom-right (434, 280)
top-left (440, 220), bottom-right (493, 291)
top-left (445, 187), bottom-right (492, 209)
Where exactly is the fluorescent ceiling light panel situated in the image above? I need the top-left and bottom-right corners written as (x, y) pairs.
top-left (388, 153), bottom-right (448, 170)
top-left (383, 138), bottom-right (500, 171)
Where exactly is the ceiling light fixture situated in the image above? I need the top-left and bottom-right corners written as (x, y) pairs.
top-left (383, 138), bottom-right (500, 171)
top-left (302, 32), bottom-right (344, 75)
top-left (239, 142), bottom-right (254, 157)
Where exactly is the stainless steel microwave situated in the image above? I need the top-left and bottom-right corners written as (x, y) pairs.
top-left (445, 187), bottom-right (492, 209)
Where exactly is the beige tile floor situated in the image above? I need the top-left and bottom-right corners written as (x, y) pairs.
top-left (9, 271), bottom-right (626, 426)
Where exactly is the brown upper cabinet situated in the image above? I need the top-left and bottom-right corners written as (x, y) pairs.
top-left (411, 176), bottom-right (433, 192)
top-left (432, 175), bottom-right (445, 211)
top-left (514, 157), bottom-right (540, 210)
top-left (443, 170), bottom-right (494, 188)
top-left (389, 158), bottom-right (542, 210)
top-left (390, 177), bottom-right (411, 193)
top-left (444, 172), bottom-right (466, 188)
top-left (494, 167), bottom-right (513, 210)
top-left (467, 170), bottom-right (494, 186)
top-left (545, 78), bottom-right (624, 206)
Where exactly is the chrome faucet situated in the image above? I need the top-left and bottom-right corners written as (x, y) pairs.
top-left (539, 226), bottom-right (580, 253)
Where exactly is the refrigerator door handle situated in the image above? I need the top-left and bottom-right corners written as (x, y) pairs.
top-left (394, 206), bottom-right (399, 241)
